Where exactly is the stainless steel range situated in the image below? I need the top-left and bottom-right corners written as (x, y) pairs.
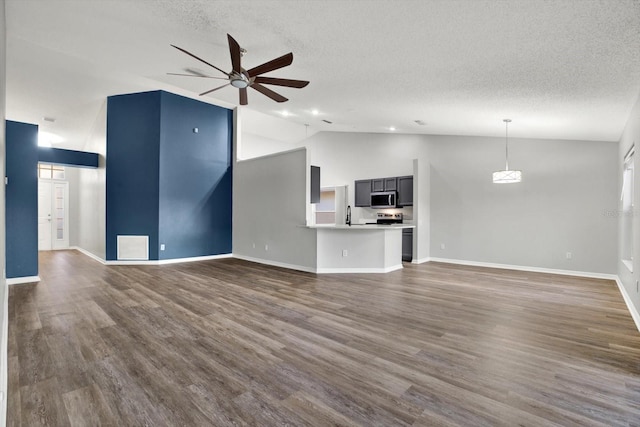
top-left (376, 213), bottom-right (403, 224)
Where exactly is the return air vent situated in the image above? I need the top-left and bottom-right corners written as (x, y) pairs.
top-left (414, 120), bottom-right (427, 126)
top-left (117, 235), bottom-right (149, 260)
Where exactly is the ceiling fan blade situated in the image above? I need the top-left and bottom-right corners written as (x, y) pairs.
top-left (167, 73), bottom-right (228, 80)
top-left (199, 83), bottom-right (230, 96)
top-left (239, 88), bottom-right (248, 105)
top-left (246, 52), bottom-right (294, 77)
top-left (227, 34), bottom-right (242, 73)
top-left (250, 83), bottom-right (288, 103)
top-left (253, 76), bottom-right (309, 88)
top-left (171, 44), bottom-right (230, 77)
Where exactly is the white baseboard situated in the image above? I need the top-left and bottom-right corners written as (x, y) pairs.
top-left (71, 246), bottom-right (106, 264)
top-left (1, 276), bottom-right (9, 425)
top-left (234, 254), bottom-right (404, 274)
top-left (615, 277), bottom-right (640, 333)
top-left (233, 254), bottom-right (317, 274)
top-left (411, 257), bottom-right (431, 265)
top-left (105, 253), bottom-right (232, 266)
top-left (7, 276), bottom-right (41, 285)
top-left (428, 257), bottom-right (617, 281)
top-left (71, 247), bottom-right (232, 266)
top-left (316, 264), bottom-right (403, 274)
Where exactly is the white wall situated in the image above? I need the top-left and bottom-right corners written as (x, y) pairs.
top-left (74, 101), bottom-right (107, 259)
top-left (240, 132), bottom-right (299, 160)
top-left (299, 130), bottom-right (617, 274)
top-left (302, 132), bottom-right (425, 223)
top-left (238, 108), bottom-right (314, 160)
top-left (0, 0), bottom-right (7, 422)
top-left (67, 167), bottom-right (79, 246)
top-left (413, 158), bottom-right (430, 263)
top-left (233, 148), bottom-right (317, 271)
top-left (618, 92), bottom-right (640, 322)
top-left (429, 135), bottom-right (617, 274)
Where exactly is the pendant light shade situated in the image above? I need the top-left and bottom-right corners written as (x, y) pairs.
top-left (493, 118), bottom-right (521, 184)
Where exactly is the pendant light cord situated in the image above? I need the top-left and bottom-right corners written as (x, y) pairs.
top-left (504, 118), bottom-right (511, 170)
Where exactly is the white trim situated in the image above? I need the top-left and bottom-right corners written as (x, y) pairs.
top-left (72, 247), bottom-right (232, 266)
top-left (316, 264), bottom-right (403, 274)
top-left (105, 253), bottom-right (232, 266)
top-left (1, 276), bottom-right (9, 425)
top-left (411, 257), bottom-right (431, 265)
top-left (615, 277), bottom-right (640, 333)
top-left (7, 276), bottom-right (41, 285)
top-left (233, 254), bottom-right (317, 273)
top-left (71, 246), bottom-right (106, 264)
top-left (427, 257), bottom-right (617, 281)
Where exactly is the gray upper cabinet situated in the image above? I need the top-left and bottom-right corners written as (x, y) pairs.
top-left (371, 179), bottom-right (384, 192)
top-left (384, 177), bottom-right (397, 191)
top-left (397, 175), bottom-right (413, 206)
top-left (372, 177), bottom-right (397, 192)
top-left (355, 179), bottom-right (372, 207)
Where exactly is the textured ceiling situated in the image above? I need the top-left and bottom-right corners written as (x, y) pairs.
top-left (5, 0), bottom-right (640, 149)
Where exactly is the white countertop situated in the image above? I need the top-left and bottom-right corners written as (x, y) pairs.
top-left (306, 224), bottom-right (415, 230)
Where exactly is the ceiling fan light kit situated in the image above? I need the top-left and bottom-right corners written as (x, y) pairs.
top-left (493, 118), bottom-right (522, 184)
top-left (170, 34), bottom-right (309, 106)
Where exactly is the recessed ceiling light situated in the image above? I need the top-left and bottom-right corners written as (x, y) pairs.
top-left (311, 109), bottom-right (319, 116)
top-left (281, 110), bottom-right (290, 117)
top-left (389, 126), bottom-right (396, 131)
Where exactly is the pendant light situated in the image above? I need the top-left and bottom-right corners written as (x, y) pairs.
top-left (492, 118), bottom-right (522, 184)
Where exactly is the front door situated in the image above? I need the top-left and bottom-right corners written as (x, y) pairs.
top-left (38, 180), bottom-right (69, 251)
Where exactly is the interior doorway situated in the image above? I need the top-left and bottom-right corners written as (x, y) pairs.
top-left (37, 164), bottom-right (69, 251)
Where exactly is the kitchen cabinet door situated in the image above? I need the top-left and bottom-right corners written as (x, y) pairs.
top-left (384, 177), bottom-right (397, 191)
top-left (310, 166), bottom-right (320, 204)
top-left (355, 179), bottom-right (372, 207)
top-left (397, 176), bottom-right (413, 206)
top-left (371, 179), bottom-right (384, 192)
top-left (402, 229), bottom-right (413, 262)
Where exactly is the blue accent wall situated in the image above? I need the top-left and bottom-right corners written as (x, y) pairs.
top-left (106, 90), bottom-right (233, 261)
top-left (158, 91), bottom-right (233, 259)
top-left (6, 120), bottom-right (38, 278)
top-left (38, 147), bottom-right (99, 168)
top-left (106, 91), bottom-right (161, 261)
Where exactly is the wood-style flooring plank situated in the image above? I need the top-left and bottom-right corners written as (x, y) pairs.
top-left (7, 250), bottom-right (640, 426)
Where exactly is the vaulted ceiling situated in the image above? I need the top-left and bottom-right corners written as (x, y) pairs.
top-left (5, 0), bottom-right (640, 149)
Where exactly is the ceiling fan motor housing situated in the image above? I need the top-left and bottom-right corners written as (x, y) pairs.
top-left (230, 72), bottom-right (250, 88)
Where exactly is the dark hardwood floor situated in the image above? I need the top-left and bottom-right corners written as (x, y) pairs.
top-left (8, 250), bottom-right (640, 426)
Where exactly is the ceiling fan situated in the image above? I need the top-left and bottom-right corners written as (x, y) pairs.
top-left (169, 34), bottom-right (309, 105)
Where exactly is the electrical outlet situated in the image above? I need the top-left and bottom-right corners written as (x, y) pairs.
top-left (252, 242), bottom-right (256, 249)
top-left (265, 244), bottom-right (269, 251)
top-left (342, 249), bottom-right (348, 257)
top-left (440, 243), bottom-right (445, 250)
top-left (566, 252), bottom-right (572, 260)
top-left (160, 244), bottom-right (166, 251)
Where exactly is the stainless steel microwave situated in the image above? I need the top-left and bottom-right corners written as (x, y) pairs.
top-left (370, 191), bottom-right (396, 209)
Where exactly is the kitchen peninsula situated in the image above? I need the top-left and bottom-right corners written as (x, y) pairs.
top-left (306, 223), bottom-right (414, 273)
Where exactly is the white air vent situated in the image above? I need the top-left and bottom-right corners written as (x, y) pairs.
top-left (117, 235), bottom-right (149, 260)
